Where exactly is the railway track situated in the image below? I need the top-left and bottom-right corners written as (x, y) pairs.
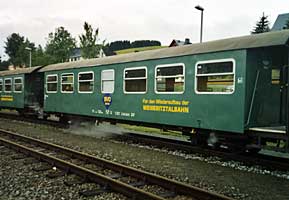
top-left (1, 111), bottom-right (288, 171)
top-left (0, 129), bottom-right (233, 200)
top-left (118, 132), bottom-right (289, 172)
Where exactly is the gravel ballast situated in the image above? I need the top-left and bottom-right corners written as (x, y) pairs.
top-left (1, 119), bottom-right (289, 200)
top-left (0, 147), bottom-right (127, 200)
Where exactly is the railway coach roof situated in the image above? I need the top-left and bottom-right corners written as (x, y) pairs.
top-left (0, 66), bottom-right (43, 76)
top-left (39, 30), bottom-right (289, 72)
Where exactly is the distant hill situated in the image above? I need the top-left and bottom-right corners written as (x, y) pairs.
top-left (104, 40), bottom-right (163, 56)
top-left (115, 46), bottom-right (167, 55)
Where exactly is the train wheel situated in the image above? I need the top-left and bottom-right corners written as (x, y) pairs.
top-left (59, 115), bottom-right (69, 124)
top-left (17, 109), bottom-right (25, 116)
top-left (246, 147), bottom-right (261, 154)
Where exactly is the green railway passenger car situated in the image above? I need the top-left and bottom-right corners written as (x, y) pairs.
top-left (38, 30), bottom-right (289, 150)
top-left (0, 66), bottom-right (44, 114)
top-left (1, 30), bottom-right (289, 151)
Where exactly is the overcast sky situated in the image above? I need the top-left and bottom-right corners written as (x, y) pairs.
top-left (1, 0), bottom-right (289, 60)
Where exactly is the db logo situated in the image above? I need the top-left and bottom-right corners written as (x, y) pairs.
top-left (103, 94), bottom-right (112, 109)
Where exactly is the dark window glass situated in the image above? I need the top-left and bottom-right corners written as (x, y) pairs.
top-left (62, 75), bottom-right (73, 84)
top-left (124, 68), bottom-right (146, 92)
top-left (157, 66), bottom-right (183, 76)
top-left (47, 83), bottom-right (57, 92)
top-left (14, 78), bottom-right (22, 84)
top-left (271, 69), bottom-right (280, 84)
top-left (79, 73), bottom-right (93, 81)
top-left (156, 77), bottom-right (184, 92)
top-left (156, 65), bottom-right (184, 93)
top-left (14, 78), bottom-right (23, 92)
top-left (47, 76), bottom-right (57, 82)
top-left (47, 75), bottom-right (58, 92)
top-left (196, 61), bottom-right (234, 93)
top-left (125, 79), bottom-right (146, 92)
top-left (62, 84), bottom-right (73, 92)
top-left (197, 62), bottom-right (233, 74)
top-left (61, 74), bottom-right (74, 92)
top-left (78, 72), bottom-right (93, 92)
top-left (4, 79), bottom-right (12, 92)
top-left (79, 82), bottom-right (93, 92)
top-left (125, 69), bottom-right (146, 78)
top-left (197, 75), bottom-right (234, 92)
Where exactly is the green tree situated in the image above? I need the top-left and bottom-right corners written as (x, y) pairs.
top-left (79, 22), bottom-right (102, 59)
top-left (107, 40), bottom-right (131, 52)
top-left (32, 45), bottom-right (55, 66)
top-left (131, 40), bottom-right (161, 48)
top-left (251, 13), bottom-right (270, 34)
top-left (45, 27), bottom-right (76, 63)
top-left (4, 33), bottom-right (24, 61)
top-left (4, 33), bottom-right (35, 67)
top-left (0, 56), bottom-right (9, 71)
top-left (105, 40), bottom-right (161, 53)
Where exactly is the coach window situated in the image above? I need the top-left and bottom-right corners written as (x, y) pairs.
top-left (14, 77), bottom-right (23, 93)
top-left (101, 69), bottom-right (115, 93)
top-left (195, 59), bottom-right (235, 94)
top-left (0, 79), bottom-right (2, 92)
top-left (271, 69), bottom-right (280, 84)
top-left (61, 73), bottom-right (74, 93)
top-left (124, 67), bottom-right (147, 93)
top-left (78, 72), bottom-right (94, 93)
top-left (155, 63), bottom-right (185, 93)
top-left (4, 78), bottom-right (12, 93)
top-left (46, 75), bottom-right (58, 93)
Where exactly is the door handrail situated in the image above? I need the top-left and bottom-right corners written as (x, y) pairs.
top-left (245, 70), bottom-right (260, 127)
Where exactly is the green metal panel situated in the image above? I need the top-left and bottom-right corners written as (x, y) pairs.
top-left (44, 50), bottom-right (246, 134)
top-left (0, 74), bottom-right (25, 109)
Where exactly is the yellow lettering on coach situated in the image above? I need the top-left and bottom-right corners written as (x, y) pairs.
top-left (0, 95), bottom-right (13, 102)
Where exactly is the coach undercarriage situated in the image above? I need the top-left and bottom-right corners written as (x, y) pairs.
top-left (45, 111), bottom-right (289, 153)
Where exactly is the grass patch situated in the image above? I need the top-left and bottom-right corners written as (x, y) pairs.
top-left (115, 46), bottom-right (167, 55)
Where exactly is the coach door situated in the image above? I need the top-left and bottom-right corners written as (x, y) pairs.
top-left (281, 65), bottom-right (289, 127)
top-left (280, 62), bottom-right (289, 150)
top-left (280, 46), bottom-right (289, 129)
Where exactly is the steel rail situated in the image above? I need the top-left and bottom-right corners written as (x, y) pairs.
top-left (0, 137), bottom-right (165, 200)
top-left (0, 129), bottom-right (233, 200)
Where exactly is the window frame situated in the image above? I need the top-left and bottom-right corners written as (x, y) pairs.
top-left (13, 77), bottom-right (23, 93)
top-left (61, 73), bottom-right (74, 94)
top-left (0, 79), bottom-right (3, 93)
top-left (78, 71), bottom-right (94, 94)
top-left (123, 66), bottom-right (147, 94)
top-left (4, 78), bottom-right (12, 93)
top-left (194, 58), bottom-right (235, 95)
top-left (101, 69), bottom-right (115, 94)
top-left (154, 63), bottom-right (185, 94)
top-left (46, 74), bottom-right (58, 93)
